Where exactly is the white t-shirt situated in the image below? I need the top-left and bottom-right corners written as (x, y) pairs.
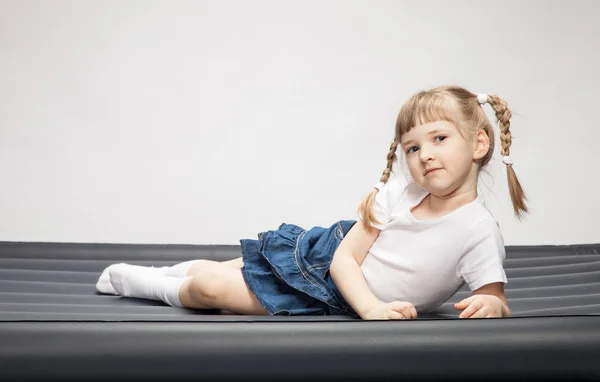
top-left (360, 174), bottom-right (508, 313)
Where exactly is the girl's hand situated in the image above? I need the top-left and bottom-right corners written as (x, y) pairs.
top-left (361, 301), bottom-right (417, 320)
top-left (454, 294), bottom-right (508, 318)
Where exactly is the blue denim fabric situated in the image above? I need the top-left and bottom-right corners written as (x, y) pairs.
top-left (240, 220), bottom-right (359, 316)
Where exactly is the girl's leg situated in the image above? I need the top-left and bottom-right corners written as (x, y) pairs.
top-left (96, 257), bottom-right (244, 295)
top-left (109, 264), bottom-right (268, 315)
top-left (178, 266), bottom-right (266, 315)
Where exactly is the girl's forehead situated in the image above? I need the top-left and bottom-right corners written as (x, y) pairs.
top-left (400, 120), bottom-right (456, 143)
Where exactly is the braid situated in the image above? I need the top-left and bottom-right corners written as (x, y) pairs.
top-left (357, 138), bottom-right (398, 232)
top-left (488, 95), bottom-right (529, 218)
top-left (380, 138), bottom-right (399, 183)
top-left (489, 95), bottom-right (513, 157)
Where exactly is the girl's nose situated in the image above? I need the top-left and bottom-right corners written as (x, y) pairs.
top-left (420, 149), bottom-right (435, 163)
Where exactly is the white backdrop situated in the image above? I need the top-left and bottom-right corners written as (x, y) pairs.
top-left (1, 0), bottom-right (598, 245)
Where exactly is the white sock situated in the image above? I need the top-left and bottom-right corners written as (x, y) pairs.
top-left (96, 263), bottom-right (169, 295)
top-left (109, 263), bottom-right (191, 307)
top-left (164, 259), bottom-right (202, 278)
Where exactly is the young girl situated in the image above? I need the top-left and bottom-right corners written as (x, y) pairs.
top-left (97, 85), bottom-right (527, 320)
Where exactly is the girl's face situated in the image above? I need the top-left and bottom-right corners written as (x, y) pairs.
top-left (400, 120), bottom-right (479, 197)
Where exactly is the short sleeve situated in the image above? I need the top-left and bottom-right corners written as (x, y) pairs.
top-left (370, 181), bottom-right (392, 230)
top-left (457, 218), bottom-right (507, 291)
top-left (367, 177), bottom-right (409, 230)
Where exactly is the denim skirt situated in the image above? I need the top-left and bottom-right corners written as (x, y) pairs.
top-left (240, 220), bottom-right (359, 316)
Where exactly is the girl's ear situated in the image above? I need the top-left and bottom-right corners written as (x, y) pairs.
top-left (472, 129), bottom-right (490, 161)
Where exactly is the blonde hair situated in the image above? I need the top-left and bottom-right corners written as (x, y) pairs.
top-left (358, 85), bottom-right (528, 231)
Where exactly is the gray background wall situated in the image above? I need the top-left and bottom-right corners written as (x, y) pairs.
top-left (1, 0), bottom-right (598, 245)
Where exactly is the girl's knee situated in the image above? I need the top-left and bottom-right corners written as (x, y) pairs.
top-left (188, 268), bottom-right (228, 302)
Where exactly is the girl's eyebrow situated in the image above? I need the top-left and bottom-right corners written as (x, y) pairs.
top-left (402, 129), bottom-right (446, 147)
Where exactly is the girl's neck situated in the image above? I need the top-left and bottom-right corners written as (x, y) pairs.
top-left (410, 185), bottom-right (479, 222)
top-left (425, 188), bottom-right (478, 215)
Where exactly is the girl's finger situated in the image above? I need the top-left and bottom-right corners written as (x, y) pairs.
top-left (398, 307), bottom-right (413, 320)
top-left (469, 306), bottom-right (488, 319)
top-left (459, 301), bottom-right (481, 318)
top-left (389, 310), bottom-right (405, 320)
top-left (455, 296), bottom-right (476, 309)
top-left (410, 305), bottom-right (418, 319)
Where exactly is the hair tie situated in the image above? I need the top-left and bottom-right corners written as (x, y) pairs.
top-left (502, 156), bottom-right (513, 166)
top-left (477, 94), bottom-right (488, 105)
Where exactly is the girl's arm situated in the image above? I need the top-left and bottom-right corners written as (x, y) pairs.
top-left (331, 221), bottom-right (414, 319)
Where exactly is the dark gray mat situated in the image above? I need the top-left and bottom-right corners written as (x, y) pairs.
top-left (0, 241), bottom-right (599, 320)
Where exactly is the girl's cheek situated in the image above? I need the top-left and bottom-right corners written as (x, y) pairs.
top-left (406, 156), bottom-right (419, 170)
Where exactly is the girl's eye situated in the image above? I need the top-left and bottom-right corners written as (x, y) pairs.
top-left (435, 135), bottom-right (447, 142)
top-left (406, 146), bottom-right (418, 154)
